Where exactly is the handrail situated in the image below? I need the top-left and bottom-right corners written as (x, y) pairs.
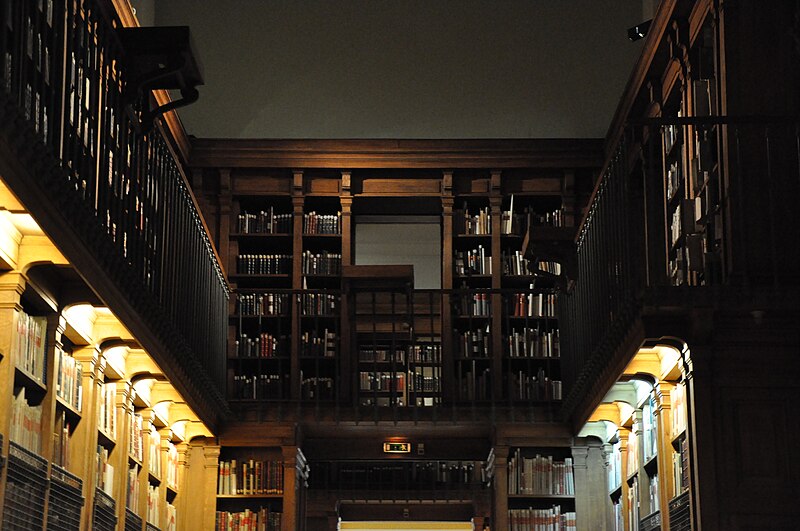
top-left (0, 0), bottom-right (228, 427)
top-left (561, 115), bottom-right (800, 419)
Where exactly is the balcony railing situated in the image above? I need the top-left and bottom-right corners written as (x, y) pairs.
top-left (560, 116), bottom-right (800, 413)
top-left (230, 286), bottom-right (565, 425)
top-left (0, 0), bottom-right (228, 422)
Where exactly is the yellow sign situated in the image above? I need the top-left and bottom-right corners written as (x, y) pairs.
top-left (383, 442), bottom-right (411, 453)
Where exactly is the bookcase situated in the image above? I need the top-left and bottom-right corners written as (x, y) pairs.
top-left (215, 446), bottom-right (285, 530)
top-left (579, 344), bottom-right (691, 531)
top-left (506, 446), bottom-right (577, 530)
top-left (659, 16), bottom-right (723, 287)
top-left (0, 262), bottom-right (210, 531)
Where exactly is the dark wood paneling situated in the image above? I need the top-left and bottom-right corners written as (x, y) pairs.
top-left (189, 139), bottom-right (604, 170)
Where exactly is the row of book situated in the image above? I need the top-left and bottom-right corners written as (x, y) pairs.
top-left (129, 412), bottom-right (144, 462)
top-left (508, 292), bottom-right (557, 318)
top-left (166, 502), bottom-right (177, 531)
top-left (166, 441), bottom-right (179, 489)
top-left (127, 464), bottom-right (141, 511)
top-left (215, 508), bottom-right (282, 531)
top-left (322, 460), bottom-right (488, 488)
top-left (231, 373), bottom-right (287, 400)
top-left (627, 429), bottom-right (639, 473)
top-left (673, 437), bottom-right (690, 495)
top-left (147, 484), bottom-right (160, 525)
top-left (408, 367), bottom-right (440, 393)
top-left (301, 329), bottom-right (337, 358)
top-left (642, 395), bottom-right (659, 463)
top-left (457, 205), bottom-right (491, 235)
top-left (506, 328), bottom-right (560, 358)
top-left (300, 291), bottom-right (338, 314)
top-left (303, 211), bottom-right (341, 234)
top-left (236, 292), bottom-right (290, 316)
top-left (648, 472), bottom-right (660, 514)
top-left (457, 367), bottom-right (492, 401)
top-left (508, 452), bottom-right (575, 496)
top-left (12, 311), bottom-right (47, 382)
top-left (52, 410), bottom-right (72, 468)
top-left (359, 347), bottom-right (407, 363)
top-left (536, 260), bottom-right (562, 276)
top-left (627, 476), bottom-right (640, 531)
top-left (672, 382), bottom-right (687, 436)
top-left (235, 332), bottom-right (288, 358)
top-left (607, 441), bottom-right (622, 493)
top-left (359, 371), bottom-right (405, 392)
top-left (408, 343), bottom-right (442, 363)
top-left (455, 246), bottom-right (492, 275)
top-left (508, 506), bottom-right (576, 531)
top-left (666, 161), bottom-right (681, 200)
top-left (97, 446), bottom-right (115, 496)
top-left (459, 291), bottom-right (491, 316)
top-left (237, 254), bottom-right (292, 275)
top-left (150, 427), bottom-right (162, 476)
top-left (217, 459), bottom-right (284, 495)
top-left (237, 209), bottom-right (292, 234)
top-left (9, 387), bottom-right (43, 454)
top-left (502, 250), bottom-right (535, 276)
top-left (455, 327), bottom-right (490, 358)
top-left (55, 347), bottom-right (83, 411)
top-left (300, 376), bottom-right (334, 400)
top-left (508, 371), bottom-right (562, 401)
top-left (301, 251), bottom-right (341, 275)
top-left (97, 381), bottom-right (117, 439)
top-left (670, 204), bottom-right (683, 247)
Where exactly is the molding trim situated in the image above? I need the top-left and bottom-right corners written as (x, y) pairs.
top-left (189, 138), bottom-right (604, 169)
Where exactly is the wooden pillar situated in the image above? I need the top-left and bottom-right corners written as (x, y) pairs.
top-left (603, 442), bottom-right (616, 530)
top-left (281, 446), bottom-right (298, 531)
top-left (70, 345), bottom-right (101, 531)
top-left (202, 444), bottom-right (221, 531)
top-left (441, 171), bottom-right (454, 403)
top-left (618, 426), bottom-right (631, 531)
top-left (653, 381), bottom-right (675, 529)
top-left (682, 347), bottom-right (717, 531)
top-left (340, 171), bottom-right (353, 266)
top-left (492, 445), bottom-right (509, 531)
top-left (173, 441), bottom-right (190, 530)
top-left (489, 173), bottom-right (503, 402)
top-left (291, 171), bottom-right (305, 402)
top-left (114, 380), bottom-right (135, 526)
top-left (572, 443), bottom-right (591, 530)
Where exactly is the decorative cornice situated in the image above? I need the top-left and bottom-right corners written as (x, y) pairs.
top-left (189, 138), bottom-right (604, 170)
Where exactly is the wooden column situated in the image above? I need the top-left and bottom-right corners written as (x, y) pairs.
top-left (340, 171), bottom-right (353, 266)
top-left (291, 172), bottom-right (305, 401)
top-left (114, 380), bottom-right (135, 525)
top-left (682, 347), bottom-right (717, 531)
top-left (653, 381), bottom-right (675, 529)
top-left (281, 446), bottom-right (298, 531)
top-left (70, 345), bottom-right (102, 531)
top-left (41, 314), bottom-right (65, 468)
top-left (139, 410), bottom-right (158, 524)
top-left (441, 171), bottom-right (454, 403)
top-left (159, 428), bottom-right (174, 530)
top-left (618, 426), bottom-right (631, 531)
top-left (571, 443), bottom-right (591, 530)
top-left (202, 444), bottom-right (221, 531)
top-left (603, 442), bottom-right (616, 530)
top-left (492, 445), bottom-right (509, 531)
top-left (174, 441), bottom-right (190, 530)
top-left (489, 172), bottom-right (503, 403)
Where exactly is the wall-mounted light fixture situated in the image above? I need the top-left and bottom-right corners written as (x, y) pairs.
top-left (118, 26), bottom-right (204, 133)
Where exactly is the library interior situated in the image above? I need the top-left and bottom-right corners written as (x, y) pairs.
top-left (0, 0), bottom-right (798, 530)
